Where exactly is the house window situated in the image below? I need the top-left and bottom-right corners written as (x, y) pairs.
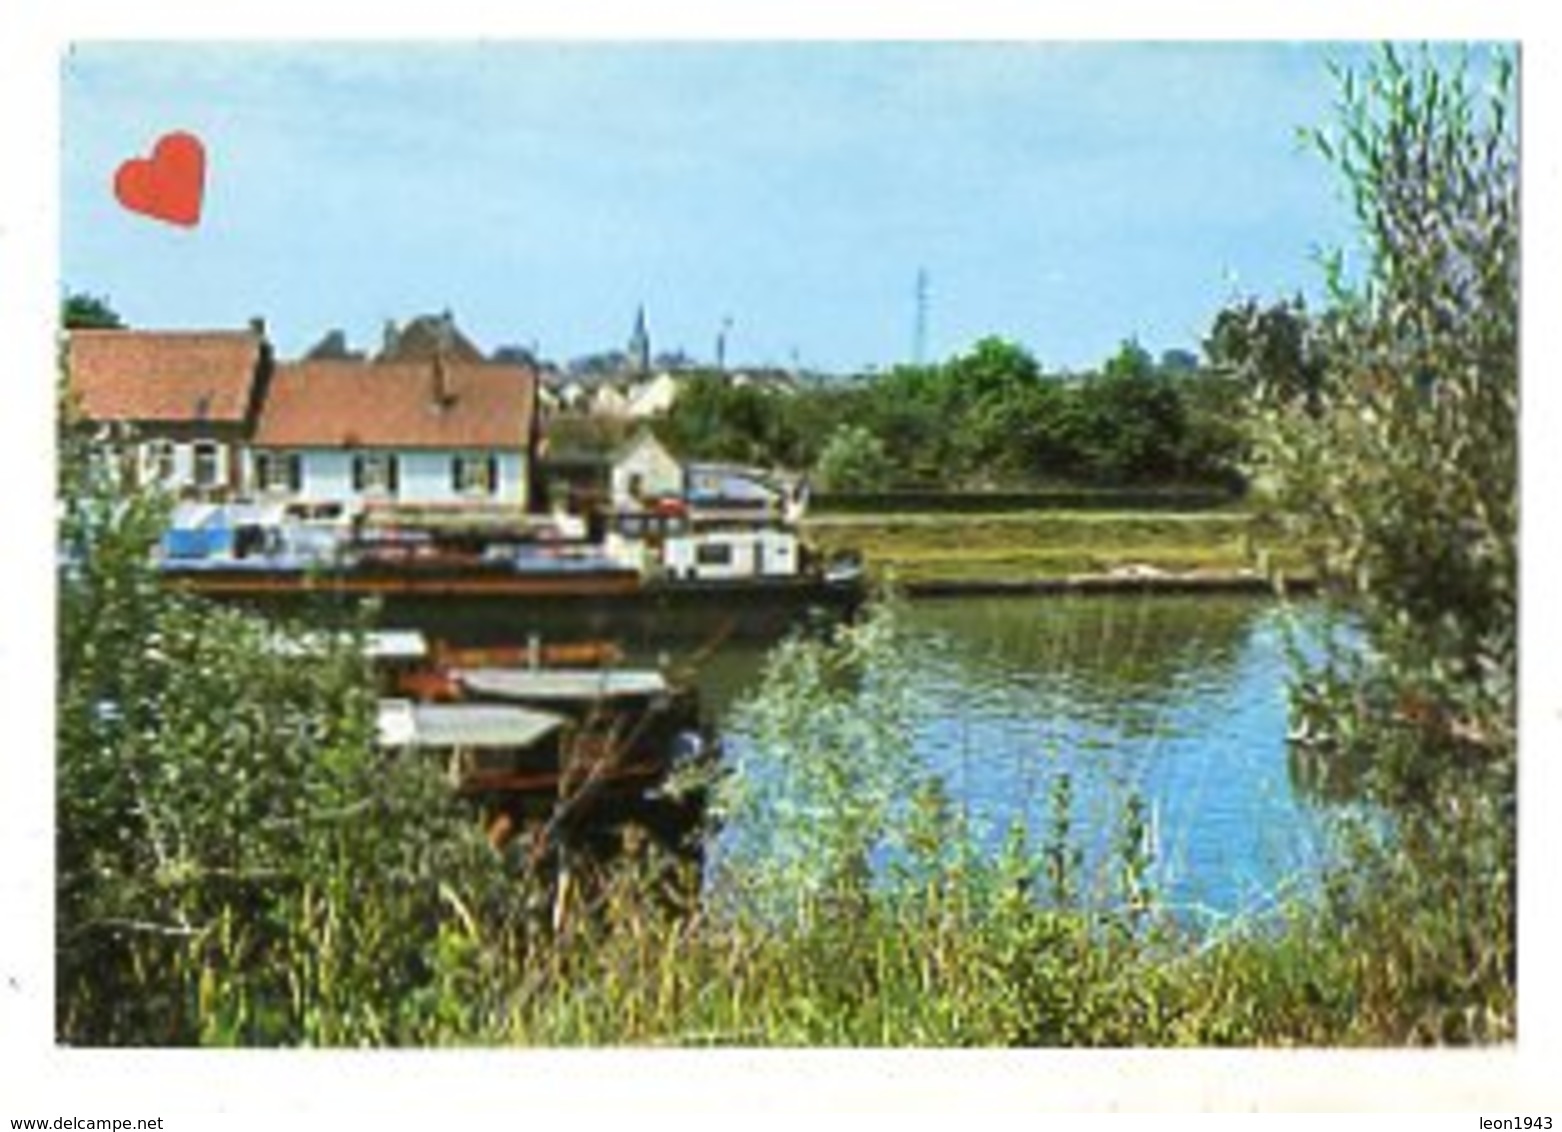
top-left (254, 451), bottom-right (302, 494)
top-left (695, 542), bottom-right (733, 567)
top-left (352, 453), bottom-right (400, 497)
top-left (192, 442), bottom-right (221, 488)
top-left (143, 440), bottom-right (176, 484)
top-left (451, 454), bottom-right (498, 497)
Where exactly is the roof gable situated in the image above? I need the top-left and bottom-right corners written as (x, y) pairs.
top-left (255, 360), bottom-right (536, 450)
top-left (615, 429), bottom-right (677, 468)
top-left (66, 330), bottom-right (266, 425)
top-left (376, 313), bottom-right (485, 364)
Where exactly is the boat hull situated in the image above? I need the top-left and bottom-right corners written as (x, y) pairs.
top-left (164, 565), bottom-right (867, 643)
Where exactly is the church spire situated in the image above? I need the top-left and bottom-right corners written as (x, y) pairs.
top-left (628, 305), bottom-right (651, 376)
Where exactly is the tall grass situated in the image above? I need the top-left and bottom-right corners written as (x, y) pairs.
top-left (449, 600), bottom-right (1512, 1046)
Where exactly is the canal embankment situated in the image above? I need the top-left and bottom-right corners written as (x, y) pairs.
top-left (802, 507), bottom-right (1318, 594)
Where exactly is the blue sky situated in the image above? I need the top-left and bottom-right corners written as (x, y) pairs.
top-left (62, 41), bottom-right (1424, 372)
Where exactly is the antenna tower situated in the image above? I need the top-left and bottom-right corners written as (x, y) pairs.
top-left (913, 268), bottom-right (930, 366)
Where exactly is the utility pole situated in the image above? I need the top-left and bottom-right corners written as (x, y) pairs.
top-left (913, 268), bottom-right (930, 367)
top-left (716, 316), bottom-right (733, 373)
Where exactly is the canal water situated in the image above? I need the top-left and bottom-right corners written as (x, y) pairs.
top-left (687, 593), bottom-right (1339, 923)
top-left (374, 590), bottom-right (1341, 922)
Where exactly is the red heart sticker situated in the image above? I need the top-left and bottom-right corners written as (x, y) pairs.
top-left (114, 131), bottom-right (206, 228)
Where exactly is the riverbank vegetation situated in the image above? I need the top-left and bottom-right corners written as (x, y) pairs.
top-left (55, 45), bottom-right (1515, 1046)
top-left (803, 508), bottom-right (1311, 586)
top-left (659, 334), bottom-right (1250, 496)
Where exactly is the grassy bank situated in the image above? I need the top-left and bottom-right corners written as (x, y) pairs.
top-left (803, 508), bottom-right (1314, 587)
top-left (461, 846), bottom-right (1511, 1047)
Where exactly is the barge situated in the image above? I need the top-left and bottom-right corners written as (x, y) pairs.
top-left (154, 502), bottom-right (867, 639)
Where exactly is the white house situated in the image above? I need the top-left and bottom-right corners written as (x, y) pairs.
top-left (590, 383), bottom-right (632, 417)
top-left (249, 357), bottom-right (538, 511)
top-left (65, 325), bottom-right (273, 499)
top-left (625, 371), bottom-right (682, 418)
top-left (610, 430), bottom-right (684, 505)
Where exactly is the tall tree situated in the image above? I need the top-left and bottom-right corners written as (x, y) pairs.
top-left (62, 291), bottom-right (124, 330)
top-left (1253, 45), bottom-right (1517, 1039)
top-left (1205, 295), bottom-right (1329, 412)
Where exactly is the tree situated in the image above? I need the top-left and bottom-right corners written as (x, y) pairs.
top-left (62, 292), bottom-right (124, 330)
top-left (814, 423), bottom-right (893, 493)
top-left (1261, 46), bottom-right (1517, 802)
top-left (1064, 340), bottom-right (1187, 484)
top-left (940, 337), bottom-right (1051, 482)
top-left (658, 372), bottom-right (801, 467)
top-left (942, 336), bottom-right (1041, 408)
top-left (1205, 295), bottom-right (1330, 412)
top-left (1252, 45), bottom-right (1517, 1040)
top-left (853, 364), bottom-right (951, 484)
top-left (1173, 367), bottom-right (1248, 490)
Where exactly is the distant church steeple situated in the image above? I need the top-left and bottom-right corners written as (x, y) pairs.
top-left (628, 305), bottom-right (651, 376)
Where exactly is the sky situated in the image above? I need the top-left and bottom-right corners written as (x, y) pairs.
top-left (58, 40), bottom-right (1404, 374)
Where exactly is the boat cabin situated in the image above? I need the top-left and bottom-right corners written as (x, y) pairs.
top-left (661, 527), bottom-right (801, 581)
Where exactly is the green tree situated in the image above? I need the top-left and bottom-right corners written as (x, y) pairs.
top-left (62, 291), bottom-right (124, 330)
top-left (854, 364), bottom-right (950, 484)
top-left (942, 336), bottom-right (1041, 408)
top-left (1173, 367), bottom-right (1248, 490)
top-left (814, 423), bottom-right (894, 492)
top-left (1205, 295), bottom-right (1329, 413)
top-left (1065, 340), bottom-right (1187, 484)
top-left (658, 372), bottom-right (801, 467)
top-left (1254, 45), bottom-right (1517, 1040)
top-left (1263, 46), bottom-right (1518, 803)
top-left (942, 337), bottom-right (1050, 483)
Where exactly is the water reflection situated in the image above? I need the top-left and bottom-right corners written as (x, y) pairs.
top-left (904, 593), bottom-right (1261, 734)
top-left (700, 594), bottom-right (1337, 920)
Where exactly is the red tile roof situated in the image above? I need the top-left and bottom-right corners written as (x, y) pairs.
top-left (255, 361), bottom-right (536, 450)
top-left (66, 330), bottom-right (265, 424)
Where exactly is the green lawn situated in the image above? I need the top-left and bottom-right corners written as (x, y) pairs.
top-left (803, 509), bottom-right (1314, 586)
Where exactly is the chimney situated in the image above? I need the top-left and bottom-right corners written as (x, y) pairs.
top-left (382, 319), bottom-right (400, 359)
top-left (432, 337), bottom-right (454, 409)
top-left (245, 316), bottom-right (275, 428)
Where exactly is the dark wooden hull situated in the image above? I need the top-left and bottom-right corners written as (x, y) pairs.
top-left (166, 565), bottom-right (867, 643)
top-left (161, 563), bottom-right (644, 598)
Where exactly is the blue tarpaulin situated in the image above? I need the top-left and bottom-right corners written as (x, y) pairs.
top-left (160, 507), bottom-right (235, 560)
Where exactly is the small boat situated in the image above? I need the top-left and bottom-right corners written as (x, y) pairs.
top-left (429, 638), bottom-right (624, 670)
top-left (451, 667), bottom-right (674, 705)
top-left (377, 638), bottom-right (714, 831)
top-left (375, 681), bottom-right (714, 854)
top-left (385, 635), bottom-right (625, 700)
top-left (377, 697), bottom-right (658, 798)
